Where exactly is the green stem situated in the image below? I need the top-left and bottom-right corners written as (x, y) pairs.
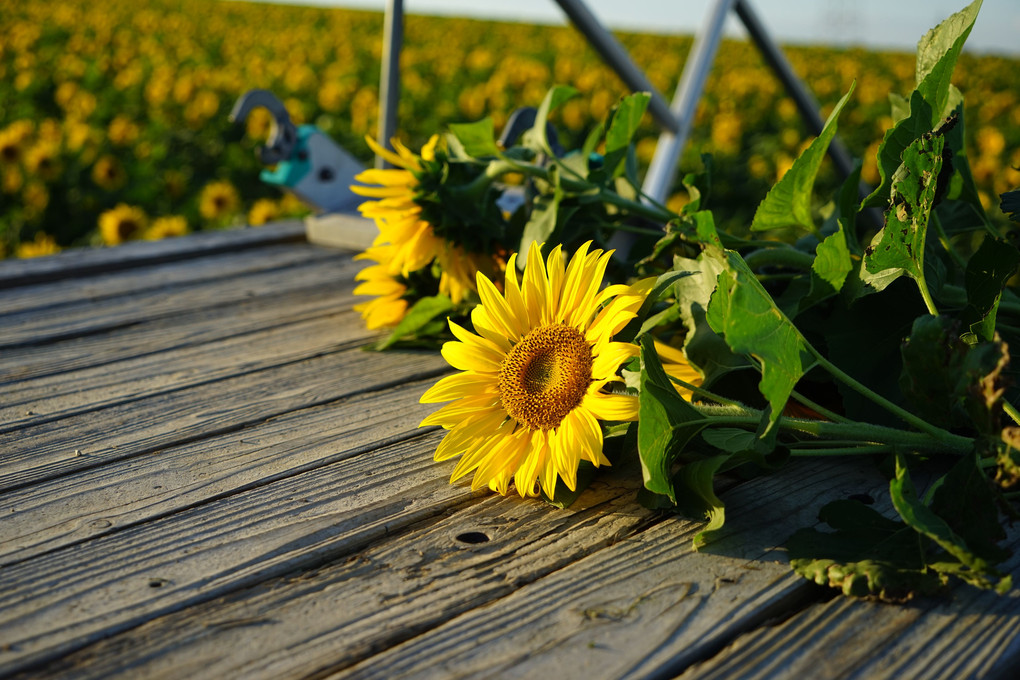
top-left (743, 247), bottom-right (815, 272)
top-left (808, 348), bottom-right (971, 449)
top-left (789, 389), bottom-right (852, 424)
top-left (917, 276), bottom-right (940, 316)
top-left (689, 403), bottom-right (973, 454)
top-left (789, 444), bottom-right (895, 457)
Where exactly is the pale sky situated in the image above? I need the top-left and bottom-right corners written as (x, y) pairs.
top-left (250, 0), bottom-right (1019, 55)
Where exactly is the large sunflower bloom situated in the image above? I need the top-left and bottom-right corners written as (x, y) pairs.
top-left (350, 136), bottom-right (497, 305)
top-left (420, 241), bottom-right (653, 498)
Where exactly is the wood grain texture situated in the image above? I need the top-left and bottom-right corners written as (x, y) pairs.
top-left (0, 379), bottom-right (441, 565)
top-left (0, 247), bottom-right (357, 348)
top-left (0, 430), bottom-right (477, 677)
top-left (0, 310), bottom-right (371, 432)
top-left (1, 242), bottom-right (335, 317)
top-left (0, 221), bottom-right (306, 289)
top-left (0, 346), bottom-right (449, 493)
top-left (0, 275), bottom-right (358, 384)
top-left (6, 473), bottom-right (651, 680)
top-left (673, 526), bottom-right (1020, 680)
top-left (7, 459), bottom-right (893, 680)
top-left (331, 458), bottom-right (888, 680)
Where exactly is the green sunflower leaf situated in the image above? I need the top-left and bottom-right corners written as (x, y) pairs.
top-left (891, 453), bottom-right (1011, 593)
top-left (861, 125), bottom-right (946, 296)
top-left (706, 251), bottom-right (817, 430)
top-left (533, 85), bottom-right (579, 156)
top-left (787, 499), bottom-right (941, 601)
top-left (863, 0), bottom-right (981, 208)
top-left (673, 454), bottom-right (731, 549)
top-left (602, 92), bottom-right (650, 179)
top-left (1001, 189), bottom-right (1020, 223)
top-left (962, 237), bottom-right (1020, 343)
top-left (447, 117), bottom-right (501, 158)
top-left (637, 335), bottom-right (706, 503)
top-left (749, 82), bottom-right (855, 236)
top-left (375, 294), bottom-right (453, 350)
top-left (805, 164), bottom-right (860, 306)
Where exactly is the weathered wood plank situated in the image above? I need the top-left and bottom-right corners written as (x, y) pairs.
top-left (0, 430), bottom-right (481, 677)
top-left (0, 347), bottom-right (449, 493)
top-left (0, 248), bottom-right (359, 348)
top-left (0, 379), bottom-right (440, 565)
top-left (0, 274), bottom-right (357, 384)
top-left (671, 527), bottom-right (1020, 680)
top-left (8, 459), bottom-right (893, 680)
top-left (1, 468), bottom-right (649, 680)
top-left (329, 458), bottom-right (887, 680)
top-left (1, 242), bottom-right (337, 317)
top-left (0, 221), bottom-right (307, 290)
top-left (0, 310), bottom-right (372, 432)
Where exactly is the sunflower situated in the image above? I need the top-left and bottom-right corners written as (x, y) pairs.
top-left (419, 241), bottom-right (653, 498)
top-left (91, 155), bottom-right (126, 191)
top-left (350, 135), bottom-right (500, 305)
top-left (16, 233), bottom-right (60, 258)
top-left (99, 203), bottom-right (147, 245)
top-left (199, 180), bottom-right (241, 221)
top-left (247, 198), bottom-right (280, 226)
top-left (353, 244), bottom-right (409, 330)
top-left (144, 215), bottom-right (189, 240)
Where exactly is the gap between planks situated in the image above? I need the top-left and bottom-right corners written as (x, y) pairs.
top-left (0, 247), bottom-right (361, 349)
top-left (1, 457), bottom-right (896, 680)
top-left (0, 345), bottom-right (451, 494)
top-left (0, 221), bottom-right (308, 290)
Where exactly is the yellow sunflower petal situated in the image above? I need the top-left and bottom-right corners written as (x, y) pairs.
top-left (583, 390), bottom-right (640, 422)
top-left (419, 371), bottom-right (494, 404)
top-left (476, 272), bottom-right (522, 340)
top-left (591, 341), bottom-right (640, 380)
top-left (365, 135), bottom-right (417, 170)
top-left (441, 340), bottom-right (502, 373)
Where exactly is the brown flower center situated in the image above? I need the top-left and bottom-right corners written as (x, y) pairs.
top-left (498, 323), bottom-right (592, 430)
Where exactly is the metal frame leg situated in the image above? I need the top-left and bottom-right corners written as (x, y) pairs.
top-left (377, 0), bottom-right (403, 169)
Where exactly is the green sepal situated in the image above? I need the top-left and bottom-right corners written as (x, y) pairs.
top-left (375, 294), bottom-right (453, 350)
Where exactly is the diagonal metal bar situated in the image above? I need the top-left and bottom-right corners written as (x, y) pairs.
top-left (641, 0), bottom-right (735, 205)
top-left (377, 0), bottom-right (404, 169)
top-left (552, 0), bottom-right (679, 134)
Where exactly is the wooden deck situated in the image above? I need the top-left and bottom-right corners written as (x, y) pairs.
top-left (2, 222), bottom-right (1020, 679)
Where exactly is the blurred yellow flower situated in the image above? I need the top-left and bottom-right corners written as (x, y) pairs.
top-left (0, 125), bottom-right (29, 164)
top-left (16, 232), bottom-right (60, 258)
top-left (144, 215), bottom-right (189, 240)
top-left (199, 180), bottom-right (241, 221)
top-left (100, 203), bottom-right (148, 245)
top-left (25, 143), bottom-right (61, 181)
top-left (92, 155), bottom-right (127, 191)
top-left (107, 115), bottom-right (140, 146)
top-left (22, 182), bottom-right (50, 218)
top-left (247, 198), bottom-right (280, 226)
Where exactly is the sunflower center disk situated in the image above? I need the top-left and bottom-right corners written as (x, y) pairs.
top-left (498, 324), bottom-right (593, 430)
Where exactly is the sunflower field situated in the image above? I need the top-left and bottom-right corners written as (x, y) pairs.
top-left (1, 0), bottom-right (1018, 258)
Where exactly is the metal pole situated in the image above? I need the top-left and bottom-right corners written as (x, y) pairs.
top-left (733, 0), bottom-right (855, 179)
top-left (641, 0), bottom-right (735, 205)
top-left (377, 0), bottom-right (403, 169)
top-left (735, 0), bottom-right (881, 225)
top-left (552, 0), bottom-right (679, 134)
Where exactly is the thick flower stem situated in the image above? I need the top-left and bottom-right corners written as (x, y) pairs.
top-left (806, 347), bottom-right (971, 450)
top-left (689, 403), bottom-right (973, 455)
